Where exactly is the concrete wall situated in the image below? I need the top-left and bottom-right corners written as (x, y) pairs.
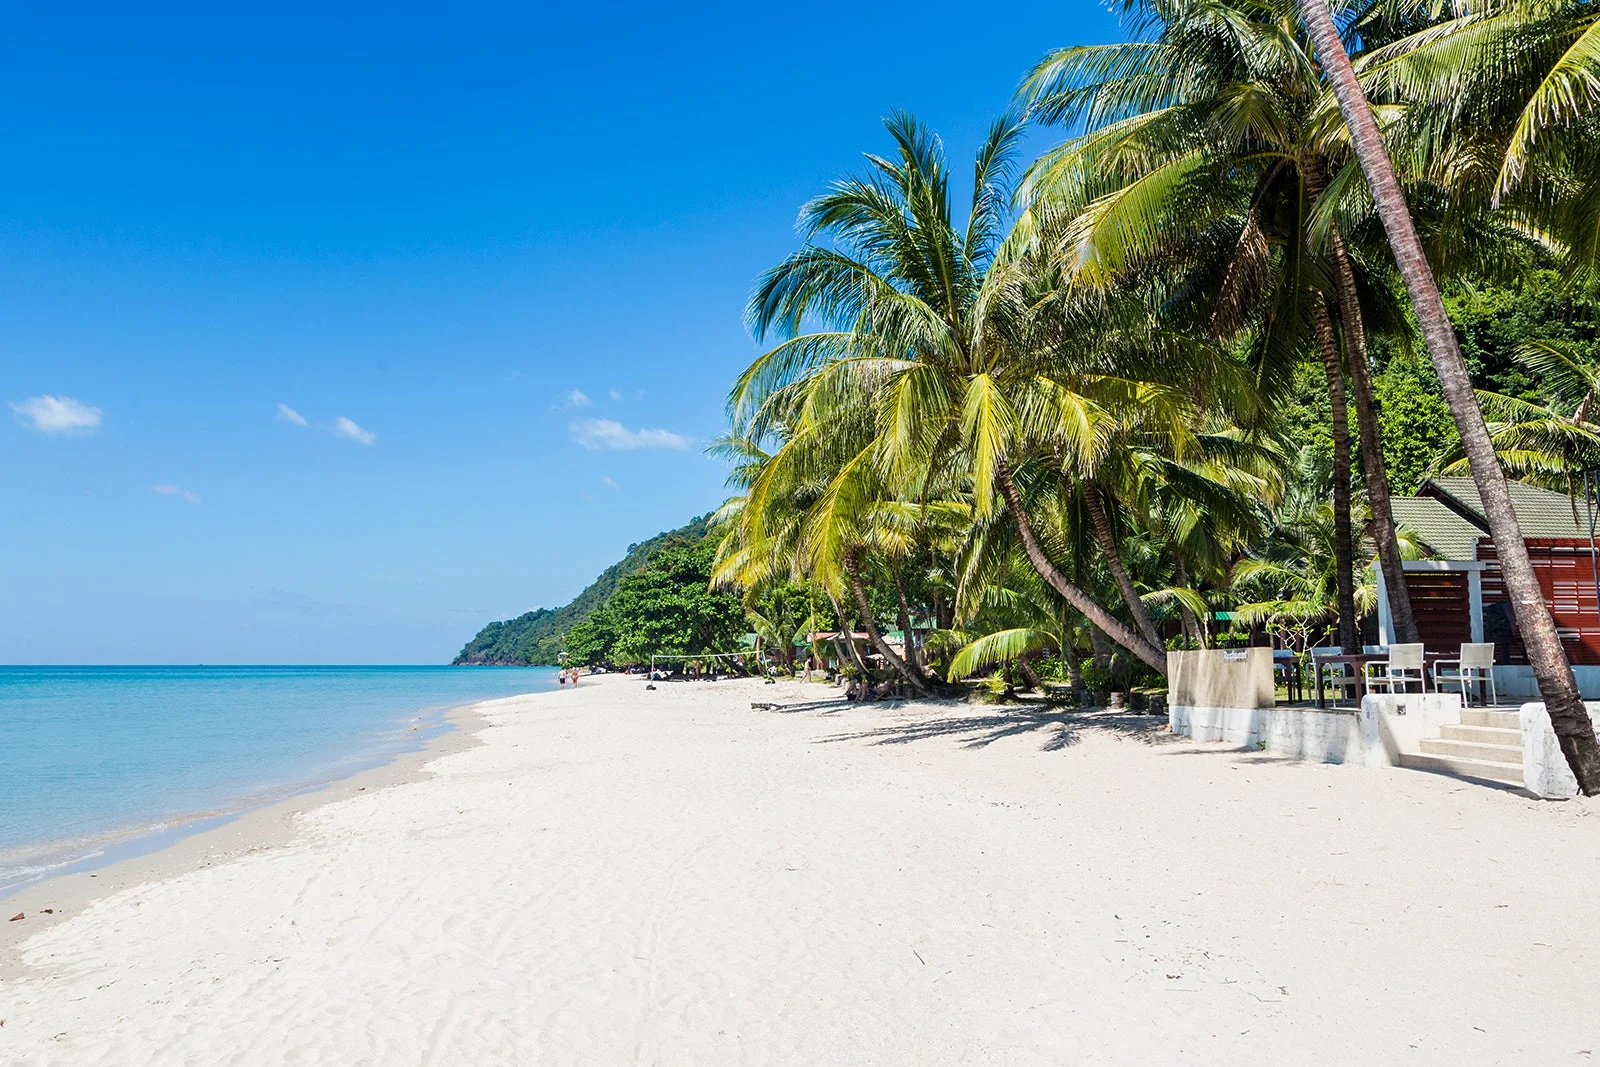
top-left (1357, 694), bottom-right (1466, 766)
top-left (1170, 693), bottom-right (1464, 769)
top-left (1170, 704), bottom-right (1365, 764)
top-left (1172, 692), bottom-right (1600, 799)
top-left (1167, 648), bottom-right (1275, 710)
top-left (1493, 665), bottom-right (1600, 702)
top-left (1519, 701), bottom-right (1600, 798)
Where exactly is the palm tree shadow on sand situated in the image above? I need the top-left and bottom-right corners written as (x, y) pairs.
top-left (814, 705), bottom-right (1179, 752)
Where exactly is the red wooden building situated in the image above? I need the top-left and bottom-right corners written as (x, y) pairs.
top-left (1386, 477), bottom-right (1600, 664)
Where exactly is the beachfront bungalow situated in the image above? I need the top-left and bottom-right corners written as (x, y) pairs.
top-left (1168, 474), bottom-right (1600, 792)
top-left (1387, 476), bottom-right (1600, 699)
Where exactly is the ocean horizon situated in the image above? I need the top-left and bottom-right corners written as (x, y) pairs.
top-left (0, 665), bottom-right (558, 897)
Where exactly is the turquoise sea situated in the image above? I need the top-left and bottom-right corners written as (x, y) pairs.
top-left (0, 665), bottom-right (557, 897)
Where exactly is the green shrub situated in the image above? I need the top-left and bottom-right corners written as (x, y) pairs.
top-left (1079, 658), bottom-right (1112, 694)
top-left (1034, 655), bottom-right (1072, 682)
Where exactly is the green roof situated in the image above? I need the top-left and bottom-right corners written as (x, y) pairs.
top-left (1422, 476), bottom-right (1593, 541)
top-left (1390, 477), bottom-right (1598, 559)
top-left (1391, 497), bottom-right (1485, 560)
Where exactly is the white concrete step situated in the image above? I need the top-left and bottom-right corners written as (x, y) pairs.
top-left (1419, 737), bottom-right (1524, 764)
top-left (1439, 724), bottom-right (1523, 747)
top-left (1399, 752), bottom-right (1524, 785)
top-left (1460, 709), bottom-right (1521, 729)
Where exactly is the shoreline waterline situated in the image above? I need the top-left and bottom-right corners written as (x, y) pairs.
top-left (0, 665), bottom-right (560, 903)
top-left (7, 674), bottom-right (1595, 1062)
top-left (0, 687), bottom-right (558, 967)
top-left (0, 704), bottom-right (460, 901)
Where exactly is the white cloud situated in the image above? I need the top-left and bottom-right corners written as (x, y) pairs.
top-left (567, 389), bottom-right (592, 407)
top-left (571, 418), bottom-right (689, 452)
top-left (333, 416), bottom-right (375, 445)
top-left (151, 484), bottom-right (202, 505)
top-left (608, 388), bottom-right (623, 402)
top-left (277, 403), bottom-right (308, 426)
top-left (601, 475), bottom-right (620, 490)
top-left (10, 395), bottom-right (101, 435)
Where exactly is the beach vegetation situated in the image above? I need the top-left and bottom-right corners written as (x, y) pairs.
top-left (435, 0), bottom-right (1600, 788)
top-left (454, 516), bottom-right (713, 666)
top-left (560, 540), bottom-right (746, 668)
top-left (699, 0), bottom-right (1600, 787)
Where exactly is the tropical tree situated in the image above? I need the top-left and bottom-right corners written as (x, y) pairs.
top-left (1438, 340), bottom-right (1600, 492)
top-left (944, 558), bottom-right (1072, 686)
top-left (1232, 449), bottom-right (1425, 649)
top-left (714, 369), bottom-right (937, 693)
top-left (732, 111), bottom-right (1223, 675)
top-left (1297, 0), bottom-right (1600, 792)
top-left (1018, 0), bottom-right (1423, 649)
top-left (564, 539), bottom-right (748, 668)
top-left (1354, 0), bottom-right (1600, 272)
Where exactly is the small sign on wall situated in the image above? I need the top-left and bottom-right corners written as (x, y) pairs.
top-left (1222, 650), bottom-right (1248, 662)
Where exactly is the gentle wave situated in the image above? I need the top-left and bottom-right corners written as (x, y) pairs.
top-left (0, 665), bottom-right (557, 897)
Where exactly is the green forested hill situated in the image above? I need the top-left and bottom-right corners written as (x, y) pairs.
top-left (451, 515), bottom-right (711, 665)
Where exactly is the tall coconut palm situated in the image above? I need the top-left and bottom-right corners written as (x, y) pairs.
top-left (715, 365), bottom-right (935, 694)
top-left (736, 111), bottom-right (1203, 674)
top-left (1019, 0), bottom-right (1423, 648)
top-left (1353, 0), bottom-right (1600, 267)
top-left (1436, 340), bottom-right (1600, 492)
top-left (1298, 0), bottom-right (1600, 792)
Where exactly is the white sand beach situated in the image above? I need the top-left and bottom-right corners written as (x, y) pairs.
top-left (2, 673), bottom-right (1597, 1064)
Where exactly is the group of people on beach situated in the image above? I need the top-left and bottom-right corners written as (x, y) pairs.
top-left (557, 667), bottom-right (581, 688)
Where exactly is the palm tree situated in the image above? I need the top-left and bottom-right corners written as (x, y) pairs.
top-left (1018, 0), bottom-right (1423, 648)
top-left (944, 560), bottom-right (1072, 686)
top-left (1232, 449), bottom-right (1424, 649)
top-left (1231, 503), bottom-right (1380, 652)
top-left (1298, 0), bottom-right (1600, 792)
top-left (1436, 340), bottom-right (1600, 492)
top-left (713, 378), bottom-right (935, 694)
top-left (735, 111), bottom-right (1202, 675)
top-left (1352, 0), bottom-right (1600, 269)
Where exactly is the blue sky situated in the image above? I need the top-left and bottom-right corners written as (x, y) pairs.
top-left (0, 2), bottom-right (1118, 664)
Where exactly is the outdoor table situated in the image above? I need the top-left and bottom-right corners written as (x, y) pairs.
top-left (1313, 652), bottom-right (1446, 708)
top-left (1272, 650), bottom-right (1304, 703)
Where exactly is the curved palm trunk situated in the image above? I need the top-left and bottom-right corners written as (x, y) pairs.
top-left (1066, 630), bottom-right (1087, 695)
top-left (826, 593), bottom-right (871, 677)
top-left (1087, 621), bottom-right (1112, 671)
top-left (1313, 294), bottom-right (1361, 653)
top-left (1085, 486), bottom-right (1164, 650)
top-left (890, 568), bottom-right (930, 684)
top-left (1301, 0), bottom-right (1600, 793)
top-left (1328, 229), bottom-right (1420, 644)
top-left (995, 457), bottom-right (1168, 675)
top-left (843, 549), bottom-right (930, 694)
top-left (1017, 656), bottom-right (1043, 693)
top-left (1171, 556), bottom-right (1205, 647)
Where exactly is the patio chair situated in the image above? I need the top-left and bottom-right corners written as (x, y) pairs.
top-left (1364, 643), bottom-right (1428, 694)
top-left (1311, 646), bottom-right (1361, 707)
top-left (1432, 642), bottom-right (1497, 706)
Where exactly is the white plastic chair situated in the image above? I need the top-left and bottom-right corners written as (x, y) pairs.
top-left (1432, 642), bottom-right (1497, 706)
top-left (1364, 643), bottom-right (1427, 694)
top-left (1312, 646), bottom-right (1360, 707)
